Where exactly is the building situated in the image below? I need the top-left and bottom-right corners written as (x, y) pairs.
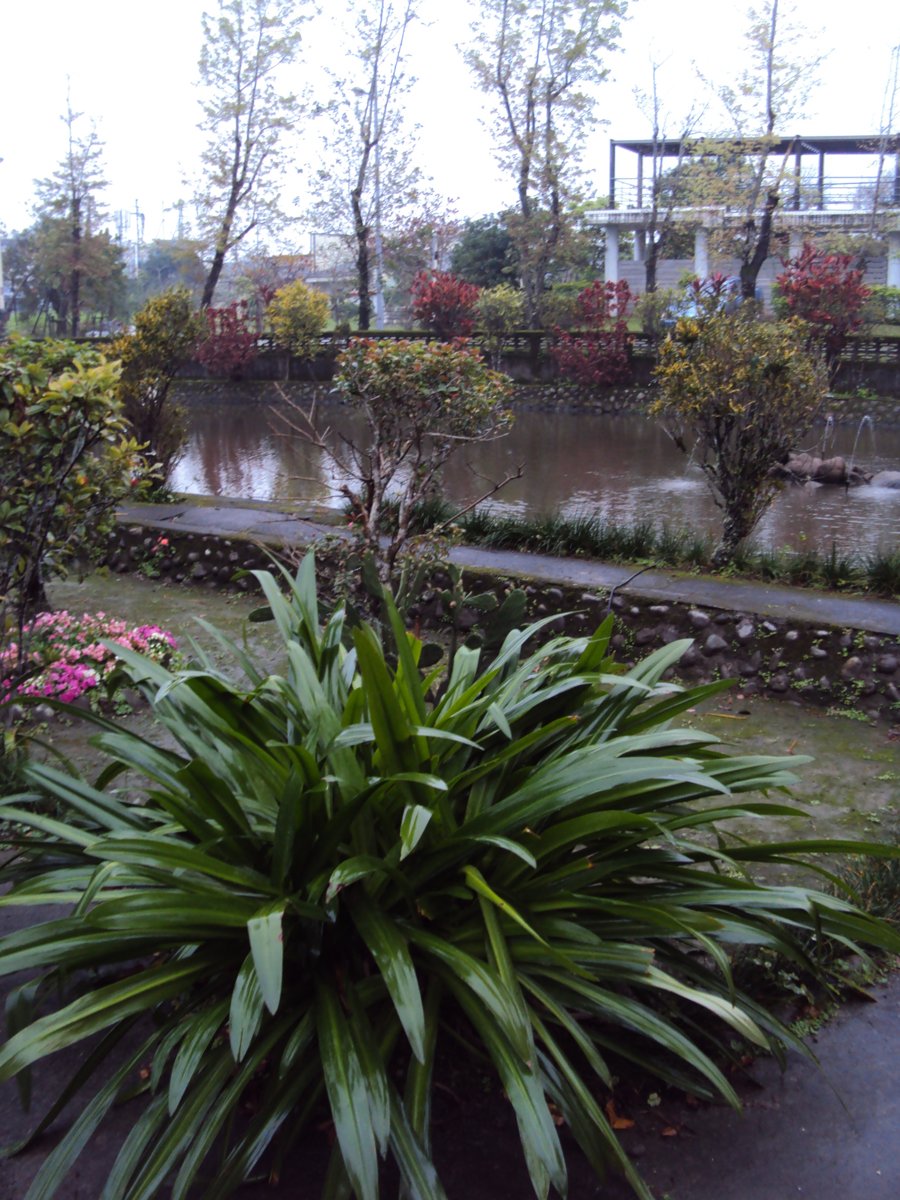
top-left (585, 135), bottom-right (900, 297)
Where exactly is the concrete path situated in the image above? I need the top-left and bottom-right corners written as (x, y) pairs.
top-left (119, 500), bottom-right (900, 636)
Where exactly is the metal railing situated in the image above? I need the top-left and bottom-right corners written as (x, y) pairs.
top-left (610, 176), bottom-right (900, 213)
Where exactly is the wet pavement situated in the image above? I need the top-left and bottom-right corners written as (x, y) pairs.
top-left (119, 500), bottom-right (900, 636)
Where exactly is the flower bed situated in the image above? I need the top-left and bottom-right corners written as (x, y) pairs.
top-left (1, 611), bottom-right (179, 711)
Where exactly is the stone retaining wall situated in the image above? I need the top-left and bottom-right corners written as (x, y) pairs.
top-left (172, 377), bottom-right (900, 424)
top-left (104, 523), bottom-right (900, 724)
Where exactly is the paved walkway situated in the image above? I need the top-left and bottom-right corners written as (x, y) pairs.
top-left (119, 499), bottom-right (900, 636)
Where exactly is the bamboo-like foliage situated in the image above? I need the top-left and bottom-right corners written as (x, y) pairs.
top-left (1, 555), bottom-right (898, 1200)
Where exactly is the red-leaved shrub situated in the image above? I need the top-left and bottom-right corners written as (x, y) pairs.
top-left (196, 300), bottom-right (258, 377)
top-left (551, 279), bottom-right (635, 387)
top-left (410, 271), bottom-right (481, 339)
top-left (776, 242), bottom-right (871, 372)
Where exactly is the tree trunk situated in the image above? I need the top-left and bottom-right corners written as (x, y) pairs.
top-left (70, 200), bottom-right (82, 338)
top-left (201, 245), bottom-right (228, 310)
top-left (713, 506), bottom-right (756, 566)
top-left (201, 181), bottom-right (240, 309)
top-left (739, 187), bottom-right (779, 301)
top-left (352, 189), bottom-right (371, 331)
top-left (645, 237), bottom-right (658, 294)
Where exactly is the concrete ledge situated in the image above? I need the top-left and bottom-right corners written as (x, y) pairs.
top-left (106, 505), bottom-right (900, 724)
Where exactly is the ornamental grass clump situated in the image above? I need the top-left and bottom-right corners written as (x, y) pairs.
top-left (1, 555), bottom-right (898, 1200)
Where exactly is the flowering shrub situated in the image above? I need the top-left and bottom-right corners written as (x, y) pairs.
top-left (1, 611), bottom-right (179, 711)
top-left (136, 535), bottom-right (176, 578)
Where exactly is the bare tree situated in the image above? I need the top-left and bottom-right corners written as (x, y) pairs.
top-left (633, 61), bottom-right (702, 296)
top-left (307, 1), bottom-right (420, 331)
top-left (699, 0), bottom-right (825, 299)
top-left (194, 0), bottom-right (309, 308)
top-left (466, 0), bottom-right (625, 326)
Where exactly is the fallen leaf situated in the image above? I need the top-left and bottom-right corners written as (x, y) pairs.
top-left (662, 1126), bottom-right (679, 1137)
top-left (606, 1099), bottom-right (635, 1130)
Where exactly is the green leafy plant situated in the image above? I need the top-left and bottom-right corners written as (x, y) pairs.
top-left (266, 279), bottom-right (331, 360)
top-left (112, 288), bottom-right (205, 485)
top-left (652, 312), bottom-right (828, 565)
top-left (1, 555), bottom-right (898, 1200)
top-left (0, 337), bottom-right (149, 679)
top-left (475, 283), bottom-right (525, 368)
top-left (278, 338), bottom-right (513, 592)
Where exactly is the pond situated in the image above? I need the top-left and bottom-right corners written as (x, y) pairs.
top-left (170, 399), bottom-right (900, 556)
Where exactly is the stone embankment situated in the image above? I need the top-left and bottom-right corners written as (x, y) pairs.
top-left (173, 376), bottom-right (900, 423)
top-left (106, 508), bottom-right (900, 724)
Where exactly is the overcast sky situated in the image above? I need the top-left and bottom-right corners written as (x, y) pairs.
top-left (0, 0), bottom-right (896, 248)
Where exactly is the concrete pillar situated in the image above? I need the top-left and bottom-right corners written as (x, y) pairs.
top-left (694, 227), bottom-right (709, 279)
top-left (888, 230), bottom-right (900, 289)
top-left (788, 230), bottom-right (803, 259)
top-left (605, 226), bottom-right (620, 283)
top-left (633, 231), bottom-right (646, 263)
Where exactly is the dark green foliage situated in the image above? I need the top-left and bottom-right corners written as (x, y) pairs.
top-left (112, 288), bottom-right (205, 485)
top-left (1, 555), bottom-right (898, 1200)
top-left (835, 843), bottom-right (900, 928)
top-left (864, 550), bottom-right (900, 601)
top-left (450, 214), bottom-right (516, 288)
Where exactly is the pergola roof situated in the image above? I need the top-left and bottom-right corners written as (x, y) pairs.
top-left (611, 134), bottom-right (900, 157)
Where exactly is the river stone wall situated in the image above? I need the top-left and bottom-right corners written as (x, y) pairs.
top-left (104, 523), bottom-right (900, 724)
top-left (172, 377), bottom-right (900, 425)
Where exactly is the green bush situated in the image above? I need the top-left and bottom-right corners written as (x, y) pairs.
top-left (1, 556), bottom-right (898, 1200)
top-left (653, 313), bottom-right (828, 564)
top-left (112, 288), bottom-right (205, 486)
top-left (864, 284), bottom-right (900, 326)
top-left (266, 280), bottom-right (331, 359)
top-left (0, 337), bottom-right (146, 627)
top-left (475, 284), bottom-right (525, 367)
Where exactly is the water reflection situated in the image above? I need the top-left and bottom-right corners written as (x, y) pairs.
top-left (171, 401), bottom-right (900, 556)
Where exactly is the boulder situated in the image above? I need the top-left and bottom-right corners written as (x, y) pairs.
top-left (871, 470), bottom-right (900, 490)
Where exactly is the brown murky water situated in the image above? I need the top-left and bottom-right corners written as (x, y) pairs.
top-left (171, 402), bottom-right (900, 556)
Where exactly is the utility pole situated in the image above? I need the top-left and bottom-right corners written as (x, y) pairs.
top-left (373, 76), bottom-right (386, 330)
top-left (133, 200), bottom-right (144, 276)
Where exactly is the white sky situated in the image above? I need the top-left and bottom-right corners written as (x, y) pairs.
top-left (0, 0), bottom-right (896, 248)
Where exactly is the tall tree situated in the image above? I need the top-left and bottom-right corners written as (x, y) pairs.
top-left (450, 214), bottom-right (515, 288)
top-left (697, 0), bottom-right (825, 299)
top-left (194, 0), bottom-right (308, 308)
top-left (633, 62), bottom-right (702, 295)
top-left (33, 100), bottom-right (123, 337)
top-left (466, 0), bottom-right (626, 326)
top-left (307, 1), bottom-right (420, 330)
